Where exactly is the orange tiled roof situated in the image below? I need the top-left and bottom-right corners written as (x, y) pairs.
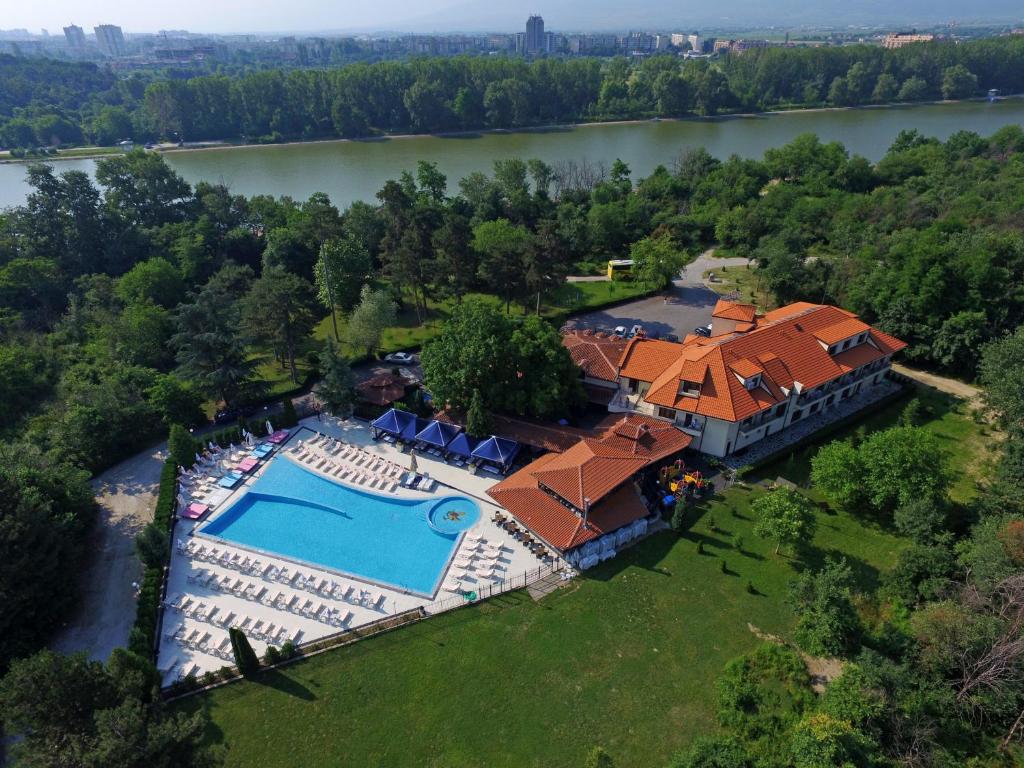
top-left (488, 475), bottom-right (649, 551)
top-left (633, 303), bottom-right (907, 422)
top-left (531, 439), bottom-right (649, 509)
top-left (618, 338), bottom-right (689, 382)
top-left (486, 414), bottom-right (691, 551)
top-left (562, 331), bottom-right (628, 383)
top-left (812, 317), bottom-right (871, 345)
top-left (713, 299), bottom-right (757, 322)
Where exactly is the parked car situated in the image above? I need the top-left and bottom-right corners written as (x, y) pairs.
top-left (612, 325), bottom-right (627, 337)
top-left (693, 324), bottom-right (712, 338)
top-left (628, 324), bottom-right (644, 338)
top-left (384, 351), bottom-right (417, 364)
top-left (665, 333), bottom-right (680, 343)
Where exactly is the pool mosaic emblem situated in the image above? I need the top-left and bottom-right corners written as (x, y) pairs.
top-left (444, 509), bottom-right (465, 522)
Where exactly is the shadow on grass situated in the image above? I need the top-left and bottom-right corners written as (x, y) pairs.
top-left (253, 668), bottom-right (317, 701)
top-left (582, 532), bottom-right (676, 582)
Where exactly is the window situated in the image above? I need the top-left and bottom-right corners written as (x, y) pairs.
top-left (841, 339), bottom-right (850, 350)
top-left (809, 402), bottom-right (820, 414)
top-left (658, 407), bottom-right (676, 420)
top-left (825, 395), bottom-right (835, 406)
top-left (678, 380), bottom-right (701, 397)
top-left (792, 409), bottom-right (803, 422)
top-left (858, 332), bottom-right (867, 343)
top-left (774, 403), bottom-right (786, 418)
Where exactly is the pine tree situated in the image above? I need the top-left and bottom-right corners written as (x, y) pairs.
top-left (466, 389), bottom-right (491, 437)
top-left (314, 338), bottom-right (355, 416)
top-left (229, 627), bottom-right (260, 676)
top-left (281, 398), bottom-right (298, 428)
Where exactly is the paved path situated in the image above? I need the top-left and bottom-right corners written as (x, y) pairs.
top-left (892, 363), bottom-right (982, 401)
top-left (50, 442), bottom-right (167, 662)
top-left (570, 249), bottom-right (750, 339)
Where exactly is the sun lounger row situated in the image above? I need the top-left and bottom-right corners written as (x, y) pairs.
top-left (177, 540), bottom-right (388, 610)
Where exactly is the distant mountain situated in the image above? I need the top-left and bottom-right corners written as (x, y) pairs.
top-left (394, 0), bottom-right (1024, 32)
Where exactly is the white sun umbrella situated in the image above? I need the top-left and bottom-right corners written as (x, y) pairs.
top-left (208, 441), bottom-right (217, 451)
top-left (266, 420), bottom-right (274, 436)
top-left (195, 453), bottom-right (203, 465)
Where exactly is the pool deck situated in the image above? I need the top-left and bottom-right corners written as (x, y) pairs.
top-left (158, 415), bottom-right (543, 685)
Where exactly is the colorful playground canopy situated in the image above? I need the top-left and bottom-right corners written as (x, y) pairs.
top-left (446, 432), bottom-right (480, 458)
top-left (415, 419), bottom-right (462, 448)
top-left (471, 435), bottom-right (520, 468)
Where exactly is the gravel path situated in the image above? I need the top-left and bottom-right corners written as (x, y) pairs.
top-left (50, 442), bottom-right (167, 662)
top-left (891, 363), bottom-right (982, 401)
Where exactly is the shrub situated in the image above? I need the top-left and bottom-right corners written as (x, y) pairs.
top-left (128, 459), bottom-right (176, 659)
top-left (168, 423), bottom-right (197, 469)
top-left (697, 540), bottom-right (705, 554)
top-left (135, 522), bottom-right (168, 569)
top-left (671, 498), bottom-right (687, 533)
top-left (746, 580), bottom-right (756, 594)
top-left (280, 640), bottom-right (297, 660)
top-left (280, 398), bottom-right (298, 428)
top-left (720, 559), bottom-right (728, 574)
top-left (264, 645), bottom-right (282, 665)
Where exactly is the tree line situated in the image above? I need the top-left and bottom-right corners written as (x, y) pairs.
top-left (4, 35), bottom-right (1024, 149)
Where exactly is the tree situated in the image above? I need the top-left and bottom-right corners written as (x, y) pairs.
top-left (473, 218), bottom-right (531, 313)
top-left (671, 497), bottom-right (687, 534)
top-left (146, 374), bottom-right (204, 427)
top-left (584, 746), bottom-right (615, 768)
top-left (0, 648), bottom-right (216, 767)
top-left (789, 712), bottom-right (878, 768)
top-left (240, 267), bottom-right (319, 384)
top-left (347, 285), bottom-right (398, 357)
top-left (280, 398), bottom-right (298, 428)
top-left (858, 427), bottom-right (949, 515)
top-left (229, 627), bottom-right (260, 676)
top-left (0, 445), bottom-right (94, 667)
top-left (314, 339), bottom-right (355, 416)
top-left (173, 264), bottom-right (261, 408)
top-left (466, 389), bottom-right (491, 437)
top-left (315, 235), bottom-right (372, 340)
top-left (810, 440), bottom-right (865, 510)
top-left (979, 328), bottom-right (1024, 431)
top-left (897, 76), bottom-right (930, 102)
top-left (630, 232), bottom-right (687, 289)
top-left (136, 522), bottom-right (169, 569)
top-left (893, 497), bottom-right (947, 544)
top-left (871, 73), bottom-right (899, 103)
top-left (941, 65), bottom-right (978, 100)
top-left (789, 557), bottom-right (861, 656)
top-left (752, 488), bottom-right (817, 555)
top-left (506, 315), bottom-right (585, 418)
top-left (116, 257), bottom-right (187, 309)
top-left (94, 150), bottom-right (193, 228)
top-left (169, 423), bottom-right (198, 468)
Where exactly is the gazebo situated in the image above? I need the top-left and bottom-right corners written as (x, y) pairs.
top-left (445, 432), bottom-right (480, 460)
top-left (471, 435), bottom-right (521, 473)
top-left (357, 373), bottom-right (409, 407)
top-left (370, 408), bottom-right (418, 441)
top-left (414, 420), bottom-right (462, 451)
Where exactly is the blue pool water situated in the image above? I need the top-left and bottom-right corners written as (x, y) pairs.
top-left (200, 458), bottom-right (480, 595)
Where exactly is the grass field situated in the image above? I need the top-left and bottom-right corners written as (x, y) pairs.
top-left (703, 264), bottom-right (777, 310)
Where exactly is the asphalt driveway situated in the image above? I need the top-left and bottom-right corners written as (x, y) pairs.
top-left (571, 251), bottom-right (749, 339)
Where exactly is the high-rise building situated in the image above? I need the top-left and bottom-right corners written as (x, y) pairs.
top-left (688, 33), bottom-right (703, 53)
top-left (63, 24), bottom-right (86, 48)
top-left (94, 24), bottom-right (126, 57)
top-left (525, 15), bottom-right (544, 54)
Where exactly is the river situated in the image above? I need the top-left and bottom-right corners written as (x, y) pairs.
top-left (1, 98), bottom-right (1022, 210)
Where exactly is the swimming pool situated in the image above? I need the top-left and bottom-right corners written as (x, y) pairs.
top-left (200, 457), bottom-right (480, 595)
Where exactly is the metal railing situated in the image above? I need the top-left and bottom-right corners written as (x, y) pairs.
top-left (424, 564), bottom-right (560, 616)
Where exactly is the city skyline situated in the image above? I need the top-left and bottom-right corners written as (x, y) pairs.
top-left (4, 0), bottom-right (1023, 36)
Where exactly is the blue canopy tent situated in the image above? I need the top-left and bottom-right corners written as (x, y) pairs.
top-left (471, 435), bottom-right (521, 472)
top-left (370, 408), bottom-right (418, 441)
top-left (446, 432), bottom-right (479, 459)
top-left (414, 420), bottom-right (462, 450)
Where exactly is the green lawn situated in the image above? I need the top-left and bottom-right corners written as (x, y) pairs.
top-left (179, 480), bottom-right (905, 768)
top-left (703, 264), bottom-right (777, 310)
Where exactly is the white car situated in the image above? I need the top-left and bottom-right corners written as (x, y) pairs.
top-left (613, 326), bottom-right (627, 337)
top-left (384, 351), bottom-right (417, 364)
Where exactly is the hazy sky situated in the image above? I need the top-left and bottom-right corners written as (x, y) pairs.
top-left (8, 0), bottom-right (1023, 35)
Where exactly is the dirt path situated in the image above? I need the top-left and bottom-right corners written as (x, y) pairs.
top-left (50, 441), bottom-right (167, 662)
top-left (892, 363), bottom-right (982, 401)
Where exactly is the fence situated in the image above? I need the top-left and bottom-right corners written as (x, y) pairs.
top-left (423, 564), bottom-right (560, 616)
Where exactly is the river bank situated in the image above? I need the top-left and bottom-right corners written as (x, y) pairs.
top-left (2, 94), bottom-right (1019, 166)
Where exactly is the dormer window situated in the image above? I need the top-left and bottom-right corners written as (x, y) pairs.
top-left (743, 374), bottom-right (760, 390)
top-left (857, 332), bottom-right (867, 344)
top-left (678, 379), bottom-right (701, 398)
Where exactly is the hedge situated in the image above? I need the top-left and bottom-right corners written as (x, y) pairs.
top-left (128, 459), bottom-right (177, 658)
